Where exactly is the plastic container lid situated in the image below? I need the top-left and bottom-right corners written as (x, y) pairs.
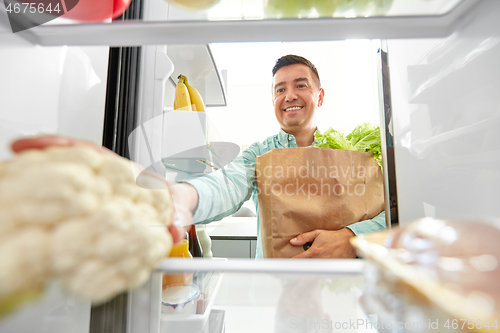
top-left (162, 284), bottom-right (200, 308)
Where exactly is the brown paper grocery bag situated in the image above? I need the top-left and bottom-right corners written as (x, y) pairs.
top-left (256, 147), bottom-right (385, 258)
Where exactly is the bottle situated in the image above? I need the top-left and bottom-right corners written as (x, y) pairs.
top-left (162, 237), bottom-right (193, 289)
top-left (188, 225), bottom-right (203, 258)
top-left (196, 225), bottom-right (213, 258)
top-left (168, 238), bottom-right (192, 258)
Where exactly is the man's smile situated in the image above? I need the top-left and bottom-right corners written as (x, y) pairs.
top-left (284, 106), bottom-right (303, 112)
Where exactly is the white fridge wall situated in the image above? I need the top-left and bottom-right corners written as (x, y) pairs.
top-left (0, 26), bottom-right (108, 333)
top-left (129, 0), bottom-right (172, 177)
top-left (0, 32), bottom-right (109, 161)
top-left (389, 0), bottom-right (500, 224)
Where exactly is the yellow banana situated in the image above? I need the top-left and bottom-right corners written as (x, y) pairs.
top-left (181, 75), bottom-right (205, 112)
top-left (174, 75), bottom-right (192, 111)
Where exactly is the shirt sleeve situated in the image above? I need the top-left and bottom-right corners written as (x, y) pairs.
top-left (345, 211), bottom-right (387, 235)
top-left (185, 146), bottom-right (258, 224)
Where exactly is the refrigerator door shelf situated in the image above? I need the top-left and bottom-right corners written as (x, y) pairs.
top-left (165, 45), bottom-right (227, 108)
top-left (8, 0), bottom-right (482, 46)
top-left (160, 269), bottom-right (225, 333)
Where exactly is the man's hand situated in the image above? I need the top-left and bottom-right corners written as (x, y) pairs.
top-left (10, 135), bottom-right (185, 243)
top-left (11, 135), bottom-right (114, 155)
top-left (290, 228), bottom-right (357, 259)
top-left (169, 183), bottom-right (199, 235)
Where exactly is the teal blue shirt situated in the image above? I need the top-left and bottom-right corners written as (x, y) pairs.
top-left (187, 128), bottom-right (386, 259)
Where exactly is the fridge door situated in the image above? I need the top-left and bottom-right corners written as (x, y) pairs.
top-left (0, 22), bottom-right (109, 333)
top-left (387, 0), bottom-right (500, 223)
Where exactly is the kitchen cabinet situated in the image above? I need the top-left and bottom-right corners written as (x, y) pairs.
top-left (211, 240), bottom-right (255, 258)
top-left (206, 217), bottom-right (258, 258)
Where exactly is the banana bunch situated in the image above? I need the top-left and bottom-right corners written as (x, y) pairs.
top-left (173, 74), bottom-right (205, 112)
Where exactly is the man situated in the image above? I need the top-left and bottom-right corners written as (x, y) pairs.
top-left (170, 55), bottom-right (386, 259)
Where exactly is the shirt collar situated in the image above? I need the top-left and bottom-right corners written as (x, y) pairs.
top-left (278, 128), bottom-right (292, 147)
top-left (278, 127), bottom-right (322, 147)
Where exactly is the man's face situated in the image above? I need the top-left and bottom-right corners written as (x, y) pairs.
top-left (272, 64), bottom-right (324, 133)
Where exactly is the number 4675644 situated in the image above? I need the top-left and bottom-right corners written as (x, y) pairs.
top-left (5, 2), bottom-right (61, 14)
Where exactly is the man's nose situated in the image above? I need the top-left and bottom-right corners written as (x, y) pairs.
top-left (285, 91), bottom-right (297, 102)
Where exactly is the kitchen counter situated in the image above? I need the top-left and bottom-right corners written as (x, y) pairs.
top-left (205, 217), bottom-right (257, 240)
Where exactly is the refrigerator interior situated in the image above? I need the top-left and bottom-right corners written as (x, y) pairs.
top-left (1, 0), bottom-right (500, 332)
top-left (0, 34), bottom-right (109, 161)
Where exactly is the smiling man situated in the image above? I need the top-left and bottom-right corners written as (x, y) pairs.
top-left (170, 54), bottom-right (386, 259)
top-left (272, 56), bottom-right (324, 147)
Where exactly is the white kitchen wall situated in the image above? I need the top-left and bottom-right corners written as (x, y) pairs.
top-left (206, 40), bottom-right (381, 149)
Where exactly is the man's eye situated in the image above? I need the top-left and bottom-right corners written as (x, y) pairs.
top-left (276, 88), bottom-right (285, 93)
top-left (297, 84), bottom-right (306, 88)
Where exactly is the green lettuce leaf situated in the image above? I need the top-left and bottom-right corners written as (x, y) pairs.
top-left (314, 123), bottom-right (383, 168)
top-left (314, 128), bottom-right (354, 150)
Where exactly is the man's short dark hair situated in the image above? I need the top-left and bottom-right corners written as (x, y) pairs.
top-left (272, 55), bottom-right (321, 89)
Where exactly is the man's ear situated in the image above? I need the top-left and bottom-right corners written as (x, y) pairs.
top-left (318, 88), bottom-right (325, 107)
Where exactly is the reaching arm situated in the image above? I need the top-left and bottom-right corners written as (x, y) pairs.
top-left (182, 147), bottom-right (258, 224)
top-left (168, 183), bottom-right (198, 229)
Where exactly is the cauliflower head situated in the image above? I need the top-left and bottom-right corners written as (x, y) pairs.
top-left (0, 146), bottom-right (173, 307)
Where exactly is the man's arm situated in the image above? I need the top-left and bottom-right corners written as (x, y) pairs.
top-left (181, 147), bottom-right (257, 225)
top-left (289, 211), bottom-right (386, 258)
top-left (168, 183), bottom-right (198, 229)
top-left (345, 211), bottom-right (387, 235)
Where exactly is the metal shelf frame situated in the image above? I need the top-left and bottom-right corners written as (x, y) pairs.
top-left (9, 0), bottom-right (481, 46)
